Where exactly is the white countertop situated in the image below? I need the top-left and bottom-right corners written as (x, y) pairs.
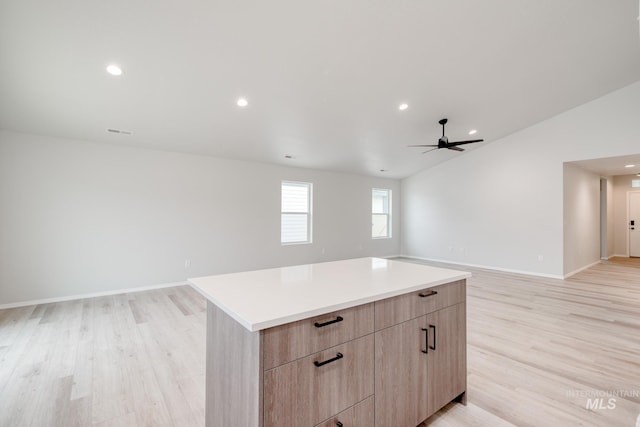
top-left (188, 257), bottom-right (471, 332)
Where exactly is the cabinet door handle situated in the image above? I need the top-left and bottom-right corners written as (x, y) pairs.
top-left (421, 328), bottom-right (429, 354)
top-left (314, 316), bottom-right (344, 328)
top-left (429, 324), bottom-right (436, 350)
top-left (336, 422), bottom-right (344, 427)
top-left (313, 352), bottom-right (343, 367)
top-left (418, 290), bottom-right (438, 298)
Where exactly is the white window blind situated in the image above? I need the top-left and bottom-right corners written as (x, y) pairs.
top-left (372, 188), bottom-right (391, 239)
top-left (281, 181), bottom-right (312, 244)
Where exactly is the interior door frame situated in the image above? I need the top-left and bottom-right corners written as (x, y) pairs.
top-left (626, 190), bottom-right (640, 257)
top-left (600, 178), bottom-right (608, 260)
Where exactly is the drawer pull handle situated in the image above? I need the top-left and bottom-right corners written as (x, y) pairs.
top-left (418, 290), bottom-right (438, 298)
top-left (429, 324), bottom-right (436, 350)
top-left (314, 316), bottom-right (344, 328)
top-left (336, 422), bottom-right (344, 427)
top-left (313, 352), bottom-right (343, 367)
top-left (421, 328), bottom-right (429, 354)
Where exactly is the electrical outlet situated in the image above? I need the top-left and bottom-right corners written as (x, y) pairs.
top-left (185, 259), bottom-right (191, 269)
top-left (538, 255), bottom-right (544, 262)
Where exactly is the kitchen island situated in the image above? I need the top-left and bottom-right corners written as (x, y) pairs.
top-left (189, 257), bottom-right (471, 427)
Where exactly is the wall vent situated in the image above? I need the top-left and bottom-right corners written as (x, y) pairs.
top-left (106, 128), bottom-right (133, 136)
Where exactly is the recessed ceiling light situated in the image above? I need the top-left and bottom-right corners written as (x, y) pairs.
top-left (468, 129), bottom-right (477, 135)
top-left (625, 164), bottom-right (636, 168)
top-left (380, 169), bottom-right (388, 172)
top-left (398, 103), bottom-right (408, 111)
top-left (237, 97), bottom-right (249, 107)
top-left (106, 64), bottom-right (122, 76)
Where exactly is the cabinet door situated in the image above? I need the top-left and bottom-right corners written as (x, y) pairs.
top-left (426, 303), bottom-right (466, 418)
top-left (375, 316), bottom-right (429, 427)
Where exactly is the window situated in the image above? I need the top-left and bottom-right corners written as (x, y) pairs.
top-left (372, 188), bottom-right (391, 239)
top-left (632, 179), bottom-right (640, 188)
top-left (281, 181), bottom-right (312, 244)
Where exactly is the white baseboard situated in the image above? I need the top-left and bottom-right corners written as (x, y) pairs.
top-left (0, 281), bottom-right (189, 310)
top-left (398, 255), bottom-right (565, 280)
top-left (563, 260), bottom-right (602, 279)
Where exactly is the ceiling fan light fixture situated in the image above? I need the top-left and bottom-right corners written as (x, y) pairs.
top-left (408, 118), bottom-right (484, 155)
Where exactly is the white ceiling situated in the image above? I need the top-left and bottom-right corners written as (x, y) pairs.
top-left (570, 154), bottom-right (640, 177)
top-left (1, 0), bottom-right (639, 179)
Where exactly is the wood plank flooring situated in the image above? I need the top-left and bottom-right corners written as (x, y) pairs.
top-left (0, 286), bottom-right (207, 426)
top-left (414, 257), bottom-right (640, 427)
top-left (1, 258), bottom-right (639, 426)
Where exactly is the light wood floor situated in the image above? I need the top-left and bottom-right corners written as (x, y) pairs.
top-left (1, 258), bottom-right (639, 426)
top-left (0, 286), bottom-right (207, 426)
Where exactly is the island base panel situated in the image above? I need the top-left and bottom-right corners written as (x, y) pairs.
top-left (206, 301), bottom-right (263, 427)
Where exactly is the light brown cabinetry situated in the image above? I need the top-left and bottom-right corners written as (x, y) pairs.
top-left (374, 279), bottom-right (465, 330)
top-left (264, 334), bottom-right (374, 426)
top-left (426, 303), bottom-right (467, 417)
top-left (374, 285), bottom-right (466, 427)
top-left (374, 315), bottom-right (430, 427)
top-left (314, 396), bottom-right (374, 427)
top-left (263, 303), bottom-right (374, 370)
top-left (205, 279), bottom-right (466, 427)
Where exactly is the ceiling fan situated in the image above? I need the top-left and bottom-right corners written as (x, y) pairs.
top-left (409, 118), bottom-right (483, 153)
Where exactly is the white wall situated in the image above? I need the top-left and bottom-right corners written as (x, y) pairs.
top-left (563, 163), bottom-right (601, 275)
top-left (402, 81), bottom-right (640, 278)
top-left (612, 174), bottom-right (640, 256)
top-left (0, 131), bottom-right (401, 305)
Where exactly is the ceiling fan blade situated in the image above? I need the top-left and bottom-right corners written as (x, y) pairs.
top-left (448, 139), bottom-right (484, 146)
top-left (422, 147), bottom-right (439, 154)
top-left (448, 146), bottom-right (465, 152)
top-left (408, 144), bottom-right (438, 147)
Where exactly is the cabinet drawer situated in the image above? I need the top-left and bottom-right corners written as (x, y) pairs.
top-left (264, 334), bottom-right (374, 427)
top-left (375, 279), bottom-right (465, 330)
top-left (314, 396), bottom-right (374, 427)
top-left (263, 303), bottom-right (374, 369)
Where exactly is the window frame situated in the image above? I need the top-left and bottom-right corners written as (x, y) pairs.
top-left (372, 188), bottom-right (392, 239)
top-left (281, 180), bottom-right (313, 245)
